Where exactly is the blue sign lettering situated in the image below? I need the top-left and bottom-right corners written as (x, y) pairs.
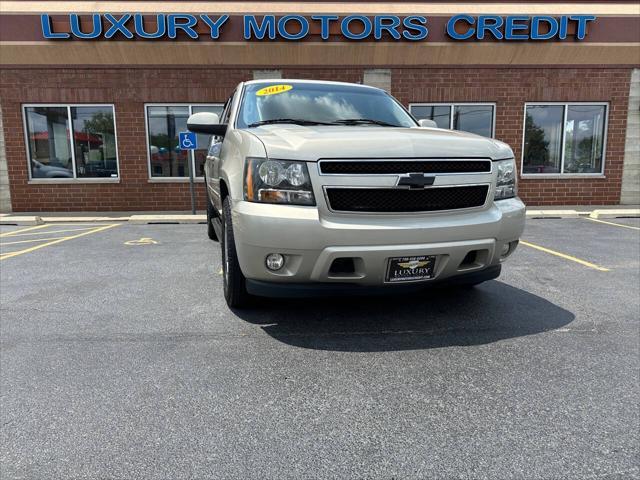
top-left (504, 16), bottom-right (530, 40)
top-left (200, 14), bottom-right (229, 39)
top-left (244, 15), bottom-right (275, 40)
top-left (444, 14), bottom-right (596, 41)
top-left (104, 14), bottom-right (134, 39)
top-left (341, 15), bottom-right (372, 40)
top-left (41, 14), bottom-right (70, 39)
top-left (447, 15), bottom-right (475, 40)
top-left (134, 14), bottom-right (166, 39)
top-left (278, 15), bottom-right (309, 40)
top-left (310, 15), bottom-right (338, 40)
top-left (70, 13), bottom-right (102, 39)
top-left (402, 16), bottom-right (428, 41)
top-left (374, 16), bottom-right (401, 40)
top-left (477, 15), bottom-right (504, 40)
top-left (39, 13), bottom-right (597, 42)
top-left (530, 16), bottom-right (559, 40)
top-left (573, 15), bottom-right (596, 40)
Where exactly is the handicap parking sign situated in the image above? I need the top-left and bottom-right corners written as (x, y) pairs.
top-left (178, 131), bottom-right (197, 150)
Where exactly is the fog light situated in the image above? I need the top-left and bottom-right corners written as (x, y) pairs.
top-left (265, 253), bottom-right (285, 271)
top-left (500, 241), bottom-right (519, 260)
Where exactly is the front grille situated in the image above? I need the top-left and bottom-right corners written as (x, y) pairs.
top-left (319, 160), bottom-right (491, 175)
top-left (325, 185), bottom-right (489, 213)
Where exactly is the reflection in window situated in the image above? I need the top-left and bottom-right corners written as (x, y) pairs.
top-left (147, 104), bottom-right (223, 178)
top-left (454, 105), bottom-right (494, 138)
top-left (563, 105), bottom-right (606, 174)
top-left (523, 104), bottom-right (607, 175)
top-left (410, 105), bottom-right (450, 129)
top-left (25, 105), bottom-right (118, 179)
top-left (237, 83), bottom-right (416, 129)
top-left (71, 107), bottom-right (118, 178)
top-left (409, 104), bottom-right (495, 137)
top-left (523, 105), bottom-right (564, 174)
top-left (147, 106), bottom-right (189, 178)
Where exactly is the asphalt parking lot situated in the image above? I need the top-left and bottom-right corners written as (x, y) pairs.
top-left (1, 217), bottom-right (639, 479)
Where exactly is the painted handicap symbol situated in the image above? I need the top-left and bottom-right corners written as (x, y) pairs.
top-left (124, 237), bottom-right (158, 246)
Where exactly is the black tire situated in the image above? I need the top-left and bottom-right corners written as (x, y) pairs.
top-left (205, 184), bottom-right (218, 241)
top-left (221, 197), bottom-right (251, 308)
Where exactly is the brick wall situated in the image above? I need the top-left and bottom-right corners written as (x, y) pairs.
top-left (0, 66), bottom-right (632, 211)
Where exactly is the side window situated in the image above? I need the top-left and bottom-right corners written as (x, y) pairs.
top-left (220, 95), bottom-right (232, 124)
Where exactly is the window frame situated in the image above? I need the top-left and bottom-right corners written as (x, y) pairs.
top-left (521, 102), bottom-right (609, 178)
top-left (144, 103), bottom-right (224, 182)
top-left (22, 103), bottom-right (120, 183)
top-left (408, 102), bottom-right (497, 138)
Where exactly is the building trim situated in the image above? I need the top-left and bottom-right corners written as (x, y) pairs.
top-left (3, 2), bottom-right (640, 15)
top-left (2, 42), bottom-right (638, 67)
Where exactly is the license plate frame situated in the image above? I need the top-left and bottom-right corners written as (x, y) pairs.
top-left (385, 255), bottom-right (437, 283)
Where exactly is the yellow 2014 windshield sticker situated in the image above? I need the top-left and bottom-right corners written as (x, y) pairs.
top-left (256, 84), bottom-right (293, 96)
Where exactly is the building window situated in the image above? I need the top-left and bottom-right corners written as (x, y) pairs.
top-left (146, 104), bottom-right (223, 178)
top-left (24, 105), bottom-right (118, 179)
top-left (522, 103), bottom-right (607, 175)
top-left (409, 103), bottom-right (495, 138)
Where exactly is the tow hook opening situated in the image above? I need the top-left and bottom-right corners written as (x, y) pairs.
top-left (458, 249), bottom-right (489, 271)
top-left (329, 257), bottom-right (356, 275)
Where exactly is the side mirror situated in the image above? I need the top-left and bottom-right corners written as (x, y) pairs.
top-left (418, 119), bottom-right (438, 128)
top-left (187, 112), bottom-right (227, 136)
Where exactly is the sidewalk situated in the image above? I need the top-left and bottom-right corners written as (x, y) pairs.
top-left (1, 206), bottom-right (638, 225)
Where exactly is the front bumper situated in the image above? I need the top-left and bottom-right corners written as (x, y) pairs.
top-left (231, 197), bottom-right (525, 287)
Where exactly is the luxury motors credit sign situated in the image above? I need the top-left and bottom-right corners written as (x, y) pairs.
top-left (40, 14), bottom-right (597, 41)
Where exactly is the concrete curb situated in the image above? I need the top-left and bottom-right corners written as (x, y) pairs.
top-left (129, 214), bottom-right (207, 224)
top-left (0, 215), bottom-right (43, 226)
top-left (41, 216), bottom-right (132, 223)
top-left (526, 210), bottom-right (581, 218)
top-left (589, 209), bottom-right (640, 219)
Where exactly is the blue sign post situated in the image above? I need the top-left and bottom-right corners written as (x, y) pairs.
top-left (179, 132), bottom-right (198, 214)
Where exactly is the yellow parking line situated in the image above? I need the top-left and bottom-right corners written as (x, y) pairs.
top-left (586, 217), bottom-right (640, 231)
top-left (1, 226), bottom-right (100, 237)
top-left (520, 240), bottom-right (610, 272)
top-left (0, 236), bottom-right (69, 246)
top-left (0, 224), bottom-right (120, 261)
top-left (0, 224), bottom-right (49, 237)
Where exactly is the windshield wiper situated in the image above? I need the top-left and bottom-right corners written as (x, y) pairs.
top-left (330, 118), bottom-right (401, 127)
top-left (248, 118), bottom-right (334, 127)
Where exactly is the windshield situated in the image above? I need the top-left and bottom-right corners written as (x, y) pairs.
top-left (236, 82), bottom-right (417, 129)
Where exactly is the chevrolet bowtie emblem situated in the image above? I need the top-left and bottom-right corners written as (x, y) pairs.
top-left (397, 173), bottom-right (436, 189)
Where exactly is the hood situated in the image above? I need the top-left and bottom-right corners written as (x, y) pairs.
top-left (247, 125), bottom-right (513, 161)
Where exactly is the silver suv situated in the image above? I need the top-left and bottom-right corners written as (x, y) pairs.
top-left (188, 80), bottom-right (525, 308)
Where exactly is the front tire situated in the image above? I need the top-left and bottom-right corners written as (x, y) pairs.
top-left (221, 197), bottom-right (251, 308)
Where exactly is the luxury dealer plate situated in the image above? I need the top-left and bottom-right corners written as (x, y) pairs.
top-left (385, 255), bottom-right (436, 283)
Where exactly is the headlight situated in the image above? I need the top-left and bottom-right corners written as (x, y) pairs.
top-left (494, 158), bottom-right (517, 200)
top-left (244, 158), bottom-right (315, 206)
